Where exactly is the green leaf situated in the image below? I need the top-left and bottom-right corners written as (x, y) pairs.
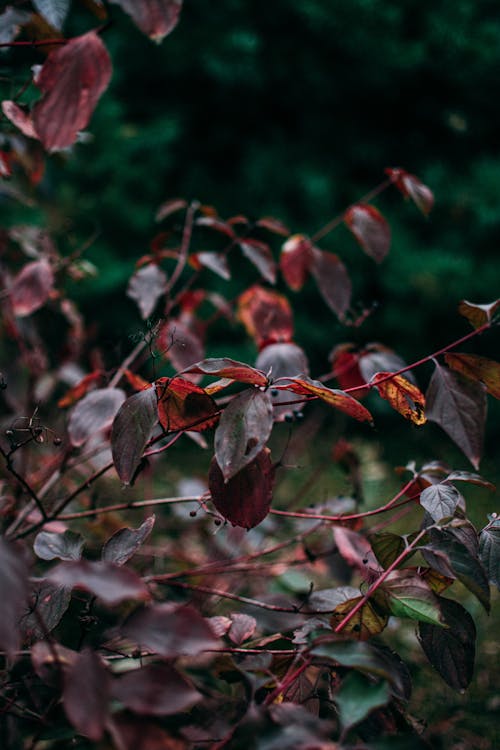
top-left (417, 597), bottom-right (476, 691)
top-left (370, 532), bottom-right (406, 568)
top-left (335, 671), bottom-right (390, 731)
top-left (479, 515), bottom-right (500, 589)
top-left (381, 571), bottom-right (444, 625)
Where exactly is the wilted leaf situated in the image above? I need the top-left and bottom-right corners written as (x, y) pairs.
top-left (426, 363), bottom-right (487, 469)
top-left (0, 537), bottom-right (30, 656)
top-left (479, 515), bottom-right (500, 589)
top-left (122, 602), bottom-right (219, 657)
top-left (228, 613), bottom-right (257, 645)
top-left (372, 372), bottom-right (426, 424)
top-left (209, 448), bottom-right (275, 529)
top-left (417, 597), bottom-right (476, 690)
top-left (335, 671), bottom-right (390, 730)
top-left (112, 663), bottom-right (201, 716)
top-left (34, 530), bottom-right (84, 561)
top-left (380, 571), bottom-right (443, 625)
top-left (33, 30), bottom-right (112, 151)
top-left (386, 167), bottom-right (434, 215)
top-left (215, 388), bottom-right (273, 482)
top-left (32, 0), bottom-right (70, 30)
top-left (183, 357), bottom-right (268, 386)
top-left (445, 352), bottom-right (500, 399)
top-left (47, 560), bottom-right (150, 605)
top-left (102, 516), bottom-right (155, 566)
top-left (310, 247), bottom-right (351, 319)
top-left (127, 264), bottom-right (167, 320)
top-left (67, 387), bottom-right (126, 447)
top-left (156, 376), bottom-right (218, 432)
top-left (420, 483), bottom-right (462, 522)
top-left (238, 285), bottom-right (294, 346)
top-left (278, 376), bottom-right (373, 423)
top-left (189, 251), bottom-right (230, 280)
top-left (280, 234), bottom-right (314, 291)
top-left (458, 299), bottom-right (500, 329)
top-left (1, 100), bottom-right (38, 139)
top-left (239, 239), bottom-right (276, 284)
top-left (344, 203), bottom-right (391, 262)
top-left (63, 648), bottom-right (110, 741)
top-left (331, 596), bottom-right (388, 639)
top-left (111, 386), bottom-right (158, 484)
top-left (10, 259), bottom-right (54, 317)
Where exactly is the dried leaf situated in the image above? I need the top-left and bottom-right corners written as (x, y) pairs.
top-left (372, 372), bottom-right (426, 424)
top-left (183, 357), bottom-right (268, 386)
top-left (344, 203), bottom-right (391, 262)
top-left (278, 376), bottom-right (373, 423)
top-left (111, 386), bottom-right (158, 484)
top-left (156, 376), bottom-right (218, 432)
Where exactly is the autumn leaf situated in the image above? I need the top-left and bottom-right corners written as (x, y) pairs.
top-left (237, 285), bottom-right (294, 346)
top-left (278, 375), bottom-right (373, 423)
top-left (386, 167), bottom-right (434, 215)
top-left (280, 234), bottom-right (314, 291)
top-left (458, 299), bottom-right (500, 329)
top-left (445, 352), bottom-right (500, 399)
top-left (156, 377), bottom-right (218, 432)
top-left (372, 372), bottom-right (426, 424)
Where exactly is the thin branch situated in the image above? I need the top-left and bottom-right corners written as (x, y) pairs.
top-left (151, 579), bottom-right (301, 613)
top-left (0, 443), bottom-right (47, 520)
top-left (58, 495), bottom-right (200, 520)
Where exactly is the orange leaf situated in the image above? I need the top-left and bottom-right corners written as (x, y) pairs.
top-left (58, 371), bottom-right (103, 408)
top-left (372, 372), bottom-right (426, 424)
top-left (237, 285), bottom-right (293, 347)
top-left (278, 376), bottom-right (373, 423)
top-left (156, 377), bottom-right (218, 432)
top-left (445, 353), bottom-right (500, 399)
top-left (458, 299), bottom-right (500, 329)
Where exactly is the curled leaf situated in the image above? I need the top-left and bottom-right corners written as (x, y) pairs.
top-left (372, 372), bottom-right (426, 425)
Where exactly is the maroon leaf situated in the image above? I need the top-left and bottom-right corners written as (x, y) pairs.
top-left (0, 537), bottom-right (30, 657)
top-left (417, 598), bottom-right (475, 690)
top-left (67, 387), bottom-right (126, 447)
top-left (107, 714), bottom-right (188, 749)
top-left (111, 386), bottom-right (158, 484)
top-left (426, 363), bottom-right (487, 469)
top-left (156, 376), bottom-right (219, 432)
top-left (183, 357), bottom-right (268, 386)
top-left (47, 560), bottom-right (150, 605)
top-left (34, 529), bottom-right (84, 561)
top-left (110, 0), bottom-right (183, 42)
top-left (280, 234), bottom-right (314, 291)
top-left (215, 388), bottom-right (273, 481)
top-left (237, 285), bottom-right (294, 346)
top-left (344, 203), bottom-right (391, 263)
top-left (102, 515), bottom-right (156, 566)
top-left (127, 264), bottom-right (167, 320)
top-left (228, 613), bottom-right (257, 645)
top-left (112, 663), bottom-right (201, 716)
top-left (1, 100), bottom-right (38, 140)
top-left (9, 259), bottom-right (54, 317)
top-left (63, 648), bottom-right (110, 741)
top-left (195, 215), bottom-right (236, 238)
top-left (190, 251), bottom-right (230, 280)
top-left (206, 616), bottom-right (232, 638)
top-left (32, 30), bottom-right (112, 152)
top-left (458, 299), bottom-right (500, 329)
top-left (209, 447), bottom-right (275, 529)
top-left (310, 247), bottom-right (351, 319)
top-left (239, 239), bottom-right (277, 284)
top-left (333, 527), bottom-right (382, 578)
top-left (122, 602), bottom-right (219, 657)
top-left (386, 167), bottom-right (434, 216)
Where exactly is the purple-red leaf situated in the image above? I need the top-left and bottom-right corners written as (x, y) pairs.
top-left (333, 527), bottom-right (382, 578)
top-left (0, 537), bottom-right (30, 657)
top-left (122, 602), bottom-right (219, 657)
top-left (156, 376), bottom-right (219, 432)
top-left (215, 388), bottom-right (273, 482)
top-left (228, 613), bottom-right (257, 645)
top-left (127, 264), bottom-right (167, 320)
top-left (426, 363), bottom-right (487, 469)
top-left (386, 167), bottom-right (434, 216)
top-left (237, 285), bottom-right (294, 346)
top-left (239, 239), bottom-right (277, 284)
top-left (344, 203), bottom-right (391, 262)
top-left (63, 648), bottom-right (110, 741)
top-left (102, 515), bottom-right (155, 566)
top-left (310, 246), bottom-right (352, 319)
top-left (209, 447), bottom-right (275, 529)
top-left (111, 386), bottom-right (158, 484)
top-left (9, 259), bottom-right (54, 317)
top-left (420, 483), bottom-right (462, 522)
top-left (280, 234), bottom-right (314, 291)
top-left (1, 100), bottom-right (38, 139)
top-left (183, 358), bottom-right (268, 387)
top-left (112, 663), bottom-right (201, 716)
top-left (110, 0), bottom-right (183, 42)
top-left (47, 560), bottom-right (150, 605)
top-left (21, 581), bottom-right (71, 644)
top-left (155, 197), bottom-right (187, 222)
top-left (67, 387), bottom-right (126, 447)
top-left (32, 30), bottom-right (112, 152)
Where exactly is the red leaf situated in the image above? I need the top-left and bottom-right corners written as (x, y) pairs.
top-left (344, 203), bottom-right (391, 263)
top-left (109, 0), bottom-right (183, 42)
top-left (458, 299), bottom-right (500, 329)
top-left (1, 100), bottom-right (38, 139)
top-left (445, 353), bottom-right (500, 399)
top-left (426, 363), bottom-right (487, 470)
top-left (122, 602), bottom-right (219, 657)
top-left (57, 370), bottom-right (103, 408)
top-left (127, 263), bottom-right (167, 320)
top-left (310, 247), bottom-right (351, 319)
top-left (155, 197), bottom-right (187, 221)
top-left (329, 344), bottom-right (368, 396)
top-left (280, 234), bottom-right (314, 291)
top-left (372, 372), bottom-right (426, 425)
top-left (189, 251), bottom-right (230, 280)
top-left (239, 239), bottom-right (277, 284)
top-left (215, 388), bottom-right (273, 481)
top-left (278, 376), bottom-right (373, 423)
top-left (102, 516), bottom-right (156, 565)
top-left (195, 215), bottom-right (236, 238)
top-left (63, 648), bottom-right (110, 741)
top-left (112, 663), bottom-right (201, 716)
top-left (123, 369), bottom-right (151, 392)
top-left (386, 167), bottom-right (434, 216)
top-left (209, 447), bottom-right (275, 529)
top-left (156, 376), bottom-right (219, 432)
top-left (158, 318), bottom-right (205, 378)
top-left (67, 387), bottom-right (126, 446)
top-left (10, 259), bottom-right (54, 317)
top-left (0, 538), bottom-right (29, 657)
top-left (0, 150), bottom-right (12, 177)
top-left (47, 559), bottom-right (150, 605)
top-left (111, 387), bottom-right (158, 484)
top-left (32, 30), bottom-right (112, 152)
top-left (237, 285), bottom-right (294, 346)
top-left (255, 342), bottom-right (310, 421)
top-left (183, 357), bottom-right (268, 387)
